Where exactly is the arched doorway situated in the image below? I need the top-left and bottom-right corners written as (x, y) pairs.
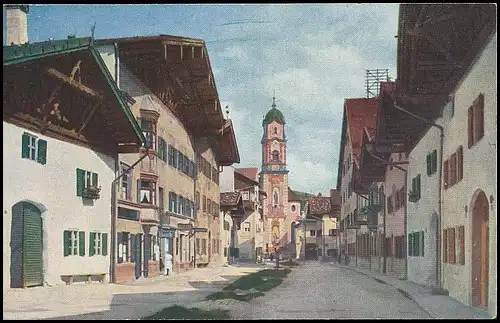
top-left (471, 190), bottom-right (489, 308)
top-left (10, 202), bottom-right (44, 288)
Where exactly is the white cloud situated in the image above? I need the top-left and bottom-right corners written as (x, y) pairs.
top-left (209, 4), bottom-right (399, 194)
top-left (287, 152), bottom-right (335, 195)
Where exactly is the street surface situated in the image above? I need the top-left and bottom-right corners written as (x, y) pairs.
top-left (2, 265), bottom-right (261, 320)
top-left (230, 261), bottom-right (432, 319)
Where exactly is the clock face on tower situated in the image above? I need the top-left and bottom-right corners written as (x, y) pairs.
top-left (272, 140), bottom-right (280, 150)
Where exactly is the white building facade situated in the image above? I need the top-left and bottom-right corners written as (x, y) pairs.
top-left (441, 32), bottom-right (497, 315)
top-left (3, 124), bottom-right (115, 287)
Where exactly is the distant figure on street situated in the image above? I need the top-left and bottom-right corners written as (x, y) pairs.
top-left (164, 253), bottom-right (173, 276)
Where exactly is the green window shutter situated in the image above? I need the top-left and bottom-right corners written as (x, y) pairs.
top-left (92, 172), bottom-right (98, 187)
top-left (420, 231), bottom-right (425, 257)
top-left (79, 231), bottom-right (85, 256)
top-left (426, 154), bottom-right (431, 175)
top-left (408, 234), bottom-right (412, 256)
top-left (64, 231), bottom-right (71, 256)
top-left (76, 168), bottom-right (85, 196)
top-left (21, 133), bottom-right (30, 158)
top-left (102, 233), bottom-right (108, 256)
top-left (416, 175), bottom-right (421, 200)
top-left (37, 139), bottom-right (47, 165)
top-left (432, 150), bottom-right (438, 174)
top-left (89, 232), bottom-right (96, 256)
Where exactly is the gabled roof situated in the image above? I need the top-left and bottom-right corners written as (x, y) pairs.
top-left (288, 187), bottom-right (300, 202)
top-left (96, 34), bottom-right (222, 136)
top-left (396, 4), bottom-right (496, 114)
top-left (307, 196), bottom-right (331, 215)
top-left (345, 98), bottom-right (379, 168)
top-left (3, 37), bottom-right (145, 152)
top-left (220, 192), bottom-right (241, 207)
top-left (216, 119), bottom-right (241, 166)
top-left (4, 37), bottom-right (92, 65)
top-left (235, 167), bottom-right (259, 182)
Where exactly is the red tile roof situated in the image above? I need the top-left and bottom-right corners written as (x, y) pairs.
top-left (345, 97), bottom-right (379, 167)
top-left (308, 196), bottom-right (331, 215)
top-left (220, 192), bottom-right (241, 206)
top-left (234, 168), bottom-right (259, 182)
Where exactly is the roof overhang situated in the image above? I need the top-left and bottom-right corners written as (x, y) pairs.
top-left (359, 129), bottom-right (386, 185)
top-left (234, 169), bottom-right (259, 186)
top-left (3, 37), bottom-right (145, 153)
top-left (396, 4), bottom-right (496, 116)
top-left (97, 35), bottom-right (225, 137)
top-left (215, 119), bottom-right (241, 166)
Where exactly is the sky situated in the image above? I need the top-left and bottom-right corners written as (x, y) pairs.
top-left (3, 4), bottom-right (400, 195)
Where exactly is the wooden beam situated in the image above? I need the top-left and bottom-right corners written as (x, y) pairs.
top-left (78, 103), bottom-right (100, 136)
top-left (45, 68), bottom-right (104, 99)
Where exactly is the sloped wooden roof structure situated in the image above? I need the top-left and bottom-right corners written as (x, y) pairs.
top-left (396, 4), bottom-right (496, 119)
top-left (3, 37), bottom-right (145, 153)
top-left (97, 34), bottom-right (240, 165)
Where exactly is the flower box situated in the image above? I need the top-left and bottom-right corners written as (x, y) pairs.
top-left (83, 185), bottom-right (101, 200)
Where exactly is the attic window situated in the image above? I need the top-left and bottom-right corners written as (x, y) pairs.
top-left (193, 46), bottom-right (203, 59)
top-left (182, 46), bottom-right (193, 60)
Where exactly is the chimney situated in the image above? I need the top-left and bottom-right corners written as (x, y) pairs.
top-left (5, 5), bottom-right (29, 45)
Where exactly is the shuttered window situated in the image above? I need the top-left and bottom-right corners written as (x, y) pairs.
top-left (443, 160), bottom-right (449, 189)
top-left (448, 228), bottom-right (456, 264)
top-left (426, 150), bottom-right (437, 176)
top-left (420, 231), bottom-right (424, 257)
top-left (476, 94), bottom-right (484, 142)
top-left (468, 93), bottom-right (485, 148)
top-left (63, 230), bottom-right (85, 257)
top-left (416, 175), bottom-right (421, 200)
top-left (449, 153), bottom-right (457, 187)
top-left (443, 229), bottom-right (448, 263)
top-left (457, 146), bottom-right (463, 182)
top-left (76, 168), bottom-right (99, 198)
top-left (89, 232), bottom-right (107, 256)
top-left (408, 233), bottom-right (413, 256)
top-left (468, 105), bottom-right (474, 148)
top-left (21, 133), bottom-right (47, 165)
top-left (458, 226), bottom-right (465, 265)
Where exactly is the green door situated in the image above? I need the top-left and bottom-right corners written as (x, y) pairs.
top-left (22, 202), bottom-right (43, 287)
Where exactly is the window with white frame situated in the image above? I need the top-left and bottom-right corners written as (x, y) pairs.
top-left (90, 232), bottom-right (108, 256)
top-left (120, 163), bottom-right (132, 200)
top-left (139, 180), bottom-right (156, 205)
top-left (243, 222), bottom-right (250, 232)
top-left (63, 230), bottom-right (85, 257)
top-left (241, 191), bottom-right (250, 200)
top-left (21, 132), bottom-right (47, 164)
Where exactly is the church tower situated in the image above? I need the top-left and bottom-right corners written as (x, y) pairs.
top-left (260, 94), bottom-right (290, 253)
